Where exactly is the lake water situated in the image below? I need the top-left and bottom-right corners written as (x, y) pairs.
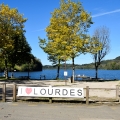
top-left (0, 69), bottom-right (120, 80)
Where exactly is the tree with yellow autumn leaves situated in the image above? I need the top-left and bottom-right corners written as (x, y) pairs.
top-left (0, 4), bottom-right (28, 79)
top-left (39, 0), bottom-right (101, 81)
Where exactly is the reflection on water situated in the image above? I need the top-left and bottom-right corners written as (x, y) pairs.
top-left (0, 69), bottom-right (120, 80)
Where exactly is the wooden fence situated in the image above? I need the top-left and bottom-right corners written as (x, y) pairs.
top-left (0, 83), bottom-right (120, 104)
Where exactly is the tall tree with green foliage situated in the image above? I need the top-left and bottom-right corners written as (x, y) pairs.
top-left (8, 32), bottom-right (31, 68)
top-left (0, 4), bottom-right (27, 79)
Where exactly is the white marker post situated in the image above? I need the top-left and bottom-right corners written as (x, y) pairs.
top-left (64, 71), bottom-right (68, 85)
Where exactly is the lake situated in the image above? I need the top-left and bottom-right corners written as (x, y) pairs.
top-left (0, 69), bottom-right (120, 80)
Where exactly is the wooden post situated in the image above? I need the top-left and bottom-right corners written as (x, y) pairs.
top-left (116, 85), bottom-right (119, 100)
top-left (49, 97), bottom-right (52, 103)
top-left (2, 83), bottom-right (6, 102)
top-left (86, 86), bottom-right (89, 105)
top-left (13, 83), bottom-right (17, 102)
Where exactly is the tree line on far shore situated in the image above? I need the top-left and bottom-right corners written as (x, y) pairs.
top-left (43, 56), bottom-right (120, 70)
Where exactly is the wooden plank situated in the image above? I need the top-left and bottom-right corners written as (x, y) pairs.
top-left (13, 83), bottom-right (17, 102)
top-left (2, 83), bottom-right (6, 102)
top-left (86, 86), bottom-right (89, 105)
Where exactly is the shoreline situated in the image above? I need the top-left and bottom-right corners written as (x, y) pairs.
top-left (0, 79), bottom-right (120, 87)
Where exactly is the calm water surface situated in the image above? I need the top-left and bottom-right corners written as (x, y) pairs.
top-left (1, 69), bottom-right (120, 80)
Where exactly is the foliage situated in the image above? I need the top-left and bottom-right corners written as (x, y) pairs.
top-left (43, 0), bottom-right (94, 59)
top-left (0, 4), bottom-right (27, 78)
top-left (0, 4), bottom-right (27, 51)
top-left (14, 56), bottom-right (42, 71)
top-left (39, 0), bottom-right (101, 80)
top-left (8, 33), bottom-right (31, 67)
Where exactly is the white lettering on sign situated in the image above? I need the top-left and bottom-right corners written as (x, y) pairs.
top-left (17, 86), bottom-right (84, 98)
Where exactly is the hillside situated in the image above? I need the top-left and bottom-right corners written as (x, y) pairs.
top-left (43, 56), bottom-right (120, 70)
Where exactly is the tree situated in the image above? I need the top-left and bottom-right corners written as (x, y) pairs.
top-left (92, 26), bottom-right (110, 79)
top-left (14, 55), bottom-right (42, 72)
top-left (39, 38), bottom-right (63, 79)
top-left (8, 33), bottom-right (31, 67)
top-left (48, 55), bottom-right (60, 79)
top-left (0, 4), bottom-right (27, 79)
top-left (39, 0), bottom-right (95, 81)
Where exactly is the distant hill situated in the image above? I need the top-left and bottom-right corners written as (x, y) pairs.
top-left (43, 56), bottom-right (120, 70)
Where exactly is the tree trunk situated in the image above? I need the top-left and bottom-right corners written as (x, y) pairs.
top-left (5, 59), bottom-right (8, 79)
top-left (56, 59), bottom-right (60, 80)
top-left (11, 64), bottom-right (15, 78)
top-left (11, 69), bottom-right (13, 78)
top-left (28, 63), bottom-right (30, 80)
top-left (95, 66), bottom-right (98, 80)
top-left (72, 57), bottom-right (75, 83)
top-left (11, 65), bottom-right (15, 78)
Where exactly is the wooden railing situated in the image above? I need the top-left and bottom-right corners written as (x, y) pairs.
top-left (0, 83), bottom-right (120, 104)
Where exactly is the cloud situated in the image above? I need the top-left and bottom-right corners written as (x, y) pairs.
top-left (92, 9), bottom-right (120, 18)
top-left (32, 28), bottom-right (45, 32)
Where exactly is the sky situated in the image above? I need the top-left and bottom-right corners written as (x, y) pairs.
top-left (1, 0), bottom-right (120, 65)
